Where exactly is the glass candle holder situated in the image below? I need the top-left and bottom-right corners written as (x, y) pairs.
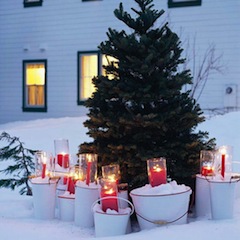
top-left (147, 158), bottom-right (167, 187)
top-left (200, 150), bottom-right (215, 176)
top-left (102, 164), bottom-right (120, 183)
top-left (216, 145), bottom-right (233, 179)
top-left (78, 153), bottom-right (98, 185)
top-left (35, 151), bottom-right (53, 178)
top-left (99, 178), bottom-right (119, 212)
top-left (66, 166), bottom-right (79, 194)
top-left (54, 139), bottom-right (70, 169)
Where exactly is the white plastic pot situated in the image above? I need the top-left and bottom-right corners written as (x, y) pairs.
top-left (74, 184), bottom-right (99, 227)
top-left (195, 174), bottom-right (211, 217)
top-left (92, 197), bottom-right (134, 238)
top-left (58, 195), bottom-right (75, 221)
top-left (130, 187), bottom-right (192, 230)
top-left (209, 179), bottom-right (238, 220)
top-left (31, 180), bottom-right (57, 220)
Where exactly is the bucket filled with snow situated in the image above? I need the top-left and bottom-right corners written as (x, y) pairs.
top-left (74, 181), bottom-right (99, 227)
top-left (58, 193), bottom-right (75, 221)
top-left (130, 181), bottom-right (192, 230)
top-left (31, 177), bottom-right (58, 220)
top-left (209, 177), bottom-right (239, 220)
top-left (92, 197), bottom-right (134, 238)
top-left (195, 174), bottom-right (211, 217)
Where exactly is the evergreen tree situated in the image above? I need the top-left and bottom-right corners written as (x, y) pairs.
top-left (80, 0), bottom-right (215, 190)
top-left (0, 132), bottom-right (36, 195)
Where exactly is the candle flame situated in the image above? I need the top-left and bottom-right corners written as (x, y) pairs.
top-left (153, 166), bottom-right (162, 172)
top-left (219, 147), bottom-right (227, 155)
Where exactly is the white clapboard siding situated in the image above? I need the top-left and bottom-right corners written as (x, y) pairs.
top-left (0, 0), bottom-right (239, 124)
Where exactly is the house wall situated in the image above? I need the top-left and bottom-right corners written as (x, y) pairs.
top-left (0, 0), bottom-right (239, 124)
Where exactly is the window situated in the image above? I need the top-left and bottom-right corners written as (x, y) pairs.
top-left (23, 60), bottom-right (47, 112)
top-left (23, 0), bottom-right (43, 8)
top-left (77, 51), bottom-right (118, 104)
top-left (168, 0), bottom-right (201, 8)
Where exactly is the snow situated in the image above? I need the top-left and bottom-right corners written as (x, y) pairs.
top-left (0, 112), bottom-right (240, 239)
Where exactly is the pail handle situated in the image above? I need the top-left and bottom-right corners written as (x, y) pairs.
top-left (91, 196), bottom-right (134, 215)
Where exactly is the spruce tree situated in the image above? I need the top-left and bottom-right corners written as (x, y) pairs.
top-left (80, 0), bottom-right (215, 190)
top-left (0, 132), bottom-right (36, 195)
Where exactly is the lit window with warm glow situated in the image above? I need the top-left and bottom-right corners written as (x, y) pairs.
top-left (23, 60), bottom-right (47, 112)
top-left (77, 51), bottom-right (118, 104)
top-left (79, 53), bottom-right (98, 101)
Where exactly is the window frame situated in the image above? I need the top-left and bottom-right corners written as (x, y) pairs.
top-left (23, 0), bottom-right (43, 8)
top-left (22, 59), bottom-right (47, 112)
top-left (168, 0), bottom-right (202, 8)
top-left (77, 51), bottom-right (101, 105)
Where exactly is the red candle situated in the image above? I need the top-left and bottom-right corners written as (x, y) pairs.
top-left (86, 161), bottom-right (92, 185)
top-left (149, 167), bottom-right (167, 187)
top-left (100, 188), bottom-right (118, 212)
top-left (57, 153), bottom-right (69, 168)
top-left (221, 154), bottom-right (225, 178)
top-left (201, 166), bottom-right (214, 176)
top-left (67, 177), bottom-right (76, 194)
top-left (41, 163), bottom-right (46, 179)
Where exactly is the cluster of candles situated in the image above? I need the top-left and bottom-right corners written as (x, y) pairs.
top-left (200, 145), bottom-right (232, 178)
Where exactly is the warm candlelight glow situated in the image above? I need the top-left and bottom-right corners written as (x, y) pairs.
top-left (147, 158), bottom-right (167, 187)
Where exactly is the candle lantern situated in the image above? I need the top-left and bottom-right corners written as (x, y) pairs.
top-left (102, 164), bottom-right (120, 183)
top-left (66, 165), bottom-right (79, 194)
top-left (54, 139), bottom-right (70, 169)
top-left (99, 178), bottom-right (119, 212)
top-left (79, 153), bottom-right (98, 185)
top-left (147, 158), bottom-right (167, 187)
top-left (200, 150), bottom-right (215, 176)
top-left (216, 145), bottom-right (233, 179)
top-left (35, 151), bottom-right (53, 178)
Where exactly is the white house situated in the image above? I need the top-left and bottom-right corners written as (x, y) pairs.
top-left (0, 0), bottom-right (239, 124)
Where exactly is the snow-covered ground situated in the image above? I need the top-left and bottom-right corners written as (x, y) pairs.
top-left (0, 112), bottom-right (240, 239)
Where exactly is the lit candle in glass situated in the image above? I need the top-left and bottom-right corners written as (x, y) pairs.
top-left (100, 178), bottom-right (119, 212)
top-left (200, 150), bottom-right (215, 176)
top-left (79, 153), bottom-right (98, 185)
top-left (147, 158), bottom-right (167, 187)
top-left (54, 139), bottom-right (70, 169)
top-left (219, 147), bottom-right (227, 178)
top-left (102, 164), bottom-right (120, 184)
top-left (41, 156), bottom-right (47, 179)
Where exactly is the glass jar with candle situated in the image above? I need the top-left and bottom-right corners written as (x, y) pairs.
top-left (35, 151), bottom-right (53, 178)
top-left (99, 178), bottom-right (119, 212)
top-left (54, 139), bottom-right (70, 170)
top-left (215, 145), bottom-right (233, 179)
top-left (102, 164), bottom-right (120, 183)
top-left (147, 158), bottom-right (167, 187)
top-left (200, 150), bottom-right (215, 176)
top-left (78, 153), bottom-right (98, 185)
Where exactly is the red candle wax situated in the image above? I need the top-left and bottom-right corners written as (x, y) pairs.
top-left (149, 167), bottom-right (167, 187)
top-left (86, 161), bottom-right (92, 185)
top-left (221, 154), bottom-right (225, 178)
top-left (57, 153), bottom-right (69, 168)
top-left (67, 177), bottom-right (76, 194)
top-left (100, 188), bottom-right (118, 212)
top-left (201, 166), bottom-right (214, 176)
top-left (41, 163), bottom-right (46, 179)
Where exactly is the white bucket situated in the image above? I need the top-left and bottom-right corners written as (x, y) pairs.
top-left (58, 195), bottom-right (75, 221)
top-left (195, 174), bottom-right (211, 217)
top-left (130, 187), bottom-right (192, 230)
top-left (209, 179), bottom-right (238, 220)
top-left (56, 183), bottom-right (67, 208)
top-left (92, 197), bottom-right (134, 238)
top-left (74, 184), bottom-right (99, 227)
top-left (31, 181), bottom-right (57, 220)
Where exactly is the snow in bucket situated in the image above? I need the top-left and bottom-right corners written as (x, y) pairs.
top-left (31, 177), bottom-right (58, 220)
top-left (92, 196), bottom-right (134, 238)
top-left (130, 181), bottom-right (192, 230)
top-left (58, 191), bottom-right (75, 221)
